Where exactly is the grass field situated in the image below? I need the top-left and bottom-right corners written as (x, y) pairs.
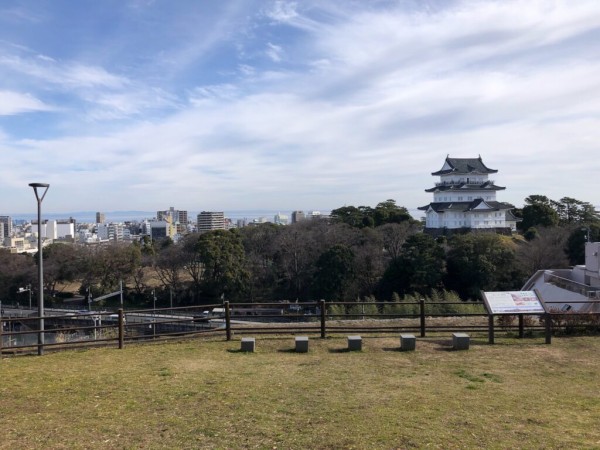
top-left (1, 333), bottom-right (599, 449)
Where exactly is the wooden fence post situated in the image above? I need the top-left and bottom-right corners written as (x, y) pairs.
top-left (545, 313), bottom-right (552, 344)
top-left (488, 314), bottom-right (495, 344)
top-left (320, 300), bottom-right (326, 339)
top-left (518, 314), bottom-right (524, 339)
top-left (419, 299), bottom-right (426, 337)
top-left (225, 301), bottom-right (231, 341)
top-left (118, 308), bottom-right (124, 349)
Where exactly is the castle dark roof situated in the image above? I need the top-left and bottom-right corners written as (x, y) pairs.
top-left (432, 155), bottom-right (498, 176)
top-left (418, 199), bottom-right (514, 213)
top-left (425, 180), bottom-right (506, 193)
top-left (505, 209), bottom-right (522, 222)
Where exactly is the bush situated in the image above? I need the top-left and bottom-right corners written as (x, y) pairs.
top-left (547, 310), bottom-right (600, 335)
top-left (327, 304), bottom-right (345, 318)
top-left (382, 292), bottom-right (418, 317)
top-left (348, 296), bottom-right (379, 319)
top-left (425, 290), bottom-right (486, 315)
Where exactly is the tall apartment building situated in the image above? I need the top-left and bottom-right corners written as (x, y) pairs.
top-left (177, 210), bottom-right (188, 226)
top-left (0, 216), bottom-right (12, 238)
top-left (197, 211), bottom-right (225, 233)
top-left (291, 211), bottom-right (305, 224)
top-left (97, 223), bottom-right (126, 241)
top-left (157, 207), bottom-right (187, 223)
top-left (96, 212), bottom-right (106, 224)
top-left (157, 207), bottom-right (188, 234)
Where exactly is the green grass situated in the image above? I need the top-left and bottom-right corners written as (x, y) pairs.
top-left (1, 334), bottom-right (600, 449)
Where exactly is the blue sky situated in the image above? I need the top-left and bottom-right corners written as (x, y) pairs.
top-left (1, 0), bottom-right (600, 217)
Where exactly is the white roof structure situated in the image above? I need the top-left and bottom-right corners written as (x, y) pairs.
top-left (522, 242), bottom-right (600, 312)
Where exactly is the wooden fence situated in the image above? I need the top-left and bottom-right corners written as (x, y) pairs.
top-left (1, 299), bottom-right (599, 356)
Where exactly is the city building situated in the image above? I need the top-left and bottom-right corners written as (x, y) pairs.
top-left (150, 220), bottom-right (170, 240)
top-left (0, 216), bottom-right (12, 238)
top-left (57, 219), bottom-right (76, 239)
top-left (177, 210), bottom-right (188, 226)
top-left (197, 211), bottom-right (225, 233)
top-left (291, 211), bottom-right (305, 223)
top-left (96, 212), bottom-right (106, 224)
top-left (157, 207), bottom-right (188, 235)
top-left (78, 228), bottom-right (98, 244)
top-left (419, 155), bottom-right (517, 233)
top-left (97, 223), bottom-right (127, 241)
top-left (3, 237), bottom-right (28, 253)
top-left (31, 218), bottom-right (76, 241)
top-left (274, 213), bottom-right (289, 225)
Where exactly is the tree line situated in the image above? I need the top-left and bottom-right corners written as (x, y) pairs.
top-left (1, 197), bottom-right (598, 308)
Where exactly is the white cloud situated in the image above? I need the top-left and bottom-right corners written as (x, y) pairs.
top-left (0, 53), bottom-right (129, 89)
top-left (266, 42), bottom-right (283, 62)
top-left (62, 64), bottom-right (128, 89)
top-left (0, 90), bottom-right (54, 115)
top-left (2, 0), bottom-right (600, 214)
top-left (264, 1), bottom-right (299, 23)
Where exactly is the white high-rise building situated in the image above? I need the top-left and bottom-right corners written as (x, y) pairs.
top-left (274, 213), bottom-right (289, 225)
top-left (97, 223), bottom-right (126, 241)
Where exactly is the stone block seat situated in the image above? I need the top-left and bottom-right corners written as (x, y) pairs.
top-left (452, 333), bottom-right (470, 350)
top-left (295, 336), bottom-right (309, 353)
top-left (400, 333), bottom-right (416, 351)
top-left (240, 337), bottom-right (255, 352)
top-left (347, 335), bottom-right (362, 351)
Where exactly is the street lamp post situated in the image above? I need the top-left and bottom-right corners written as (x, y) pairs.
top-left (29, 182), bottom-right (49, 356)
top-left (152, 289), bottom-right (157, 337)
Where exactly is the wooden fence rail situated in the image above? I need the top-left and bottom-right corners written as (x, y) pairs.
top-left (1, 299), bottom-right (599, 356)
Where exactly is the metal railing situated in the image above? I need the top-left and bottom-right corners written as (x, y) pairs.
top-left (544, 272), bottom-right (600, 298)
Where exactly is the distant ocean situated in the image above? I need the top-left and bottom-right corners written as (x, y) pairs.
top-left (10, 210), bottom-right (330, 224)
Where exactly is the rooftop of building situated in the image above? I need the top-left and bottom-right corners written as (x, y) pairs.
top-left (432, 155), bottom-right (498, 176)
top-left (418, 199), bottom-right (515, 213)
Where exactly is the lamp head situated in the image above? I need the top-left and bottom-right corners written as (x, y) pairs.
top-left (28, 182), bottom-right (50, 202)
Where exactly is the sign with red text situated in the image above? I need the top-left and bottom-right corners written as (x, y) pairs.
top-left (482, 291), bottom-right (546, 314)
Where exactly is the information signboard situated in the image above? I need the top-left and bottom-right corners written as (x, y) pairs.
top-left (482, 290), bottom-right (546, 315)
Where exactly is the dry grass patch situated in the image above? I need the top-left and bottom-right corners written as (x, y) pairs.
top-left (1, 335), bottom-right (600, 449)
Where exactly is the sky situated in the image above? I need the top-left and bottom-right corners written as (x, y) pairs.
top-left (1, 0), bottom-right (600, 218)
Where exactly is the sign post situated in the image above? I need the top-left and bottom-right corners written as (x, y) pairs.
top-left (481, 291), bottom-right (548, 344)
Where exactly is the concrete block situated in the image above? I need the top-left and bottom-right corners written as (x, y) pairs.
top-left (347, 335), bottom-right (362, 351)
top-left (452, 333), bottom-right (470, 350)
top-left (240, 337), bottom-right (255, 352)
top-left (295, 336), bottom-right (309, 353)
top-left (400, 333), bottom-right (416, 351)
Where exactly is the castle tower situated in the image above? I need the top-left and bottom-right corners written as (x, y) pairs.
top-left (418, 155), bottom-right (517, 231)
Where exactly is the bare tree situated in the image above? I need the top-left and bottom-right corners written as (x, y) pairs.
top-left (378, 222), bottom-right (418, 263)
top-left (516, 227), bottom-right (570, 275)
top-left (153, 242), bottom-right (185, 294)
